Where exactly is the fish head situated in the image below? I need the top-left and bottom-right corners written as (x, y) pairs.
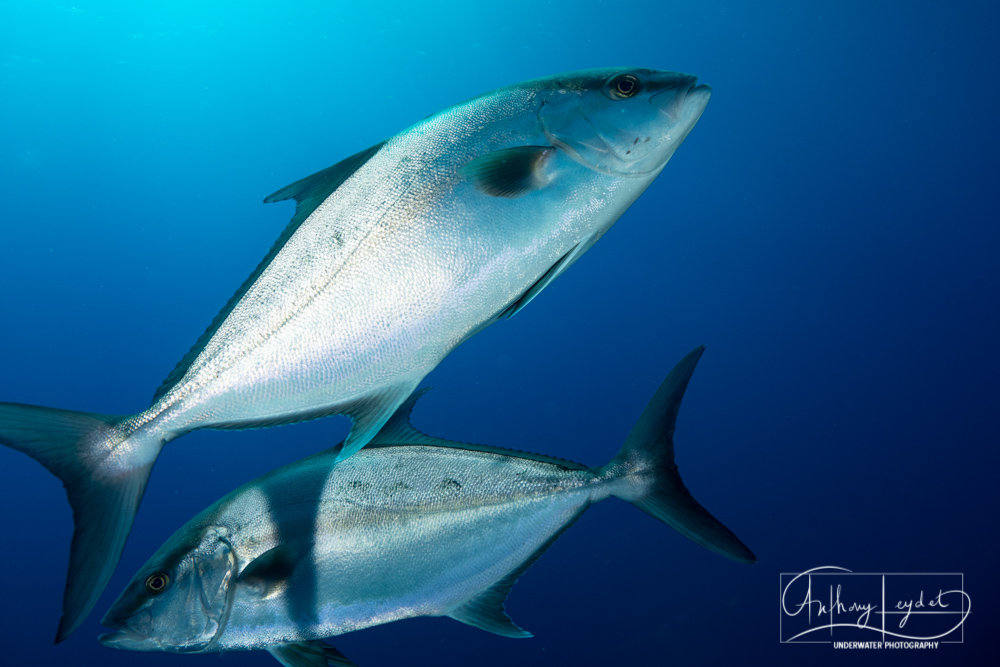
top-left (536, 67), bottom-right (712, 177)
top-left (99, 526), bottom-right (236, 653)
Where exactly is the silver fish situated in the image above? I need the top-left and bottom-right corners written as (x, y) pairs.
top-left (0, 67), bottom-right (713, 639)
top-left (99, 347), bottom-right (754, 666)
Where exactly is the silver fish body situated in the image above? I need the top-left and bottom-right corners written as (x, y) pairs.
top-left (0, 67), bottom-right (713, 639)
top-left (100, 348), bottom-right (755, 665)
top-left (149, 70), bottom-right (711, 446)
top-left (136, 445), bottom-right (596, 650)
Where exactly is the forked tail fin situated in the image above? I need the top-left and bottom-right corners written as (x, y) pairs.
top-left (0, 403), bottom-right (162, 641)
top-left (599, 346), bottom-right (757, 564)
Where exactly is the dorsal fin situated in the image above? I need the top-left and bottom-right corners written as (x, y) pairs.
top-left (263, 140), bottom-right (388, 215)
top-left (367, 388), bottom-right (590, 472)
top-left (447, 506), bottom-right (586, 637)
top-left (150, 141), bottom-right (387, 405)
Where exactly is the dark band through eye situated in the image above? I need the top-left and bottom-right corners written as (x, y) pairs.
top-left (145, 573), bottom-right (169, 594)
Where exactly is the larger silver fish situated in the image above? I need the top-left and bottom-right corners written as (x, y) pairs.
top-left (0, 67), bottom-right (712, 639)
top-left (99, 347), bottom-right (754, 666)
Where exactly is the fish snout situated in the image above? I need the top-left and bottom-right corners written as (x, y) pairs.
top-left (650, 75), bottom-right (712, 123)
top-left (99, 608), bottom-right (156, 650)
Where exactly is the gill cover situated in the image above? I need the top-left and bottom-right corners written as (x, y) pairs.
top-left (171, 529), bottom-right (237, 651)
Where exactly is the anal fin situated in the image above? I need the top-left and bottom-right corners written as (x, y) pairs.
top-left (336, 383), bottom-right (420, 462)
top-left (267, 640), bottom-right (358, 667)
top-left (366, 388), bottom-right (441, 447)
top-left (502, 235), bottom-right (592, 319)
top-left (447, 507), bottom-right (587, 638)
top-left (448, 592), bottom-right (532, 639)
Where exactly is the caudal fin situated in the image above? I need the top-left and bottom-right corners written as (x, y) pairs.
top-left (0, 403), bottom-right (161, 641)
top-left (599, 347), bottom-right (757, 564)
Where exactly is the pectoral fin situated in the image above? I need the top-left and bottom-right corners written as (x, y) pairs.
top-left (239, 542), bottom-right (307, 585)
top-left (461, 146), bottom-right (555, 198)
top-left (267, 641), bottom-right (358, 667)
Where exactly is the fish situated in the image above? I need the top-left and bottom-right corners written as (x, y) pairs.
top-left (99, 347), bottom-right (755, 666)
top-left (0, 67), bottom-right (713, 640)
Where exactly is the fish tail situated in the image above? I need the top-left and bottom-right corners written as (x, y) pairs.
top-left (0, 403), bottom-right (163, 642)
top-left (597, 346), bottom-right (756, 564)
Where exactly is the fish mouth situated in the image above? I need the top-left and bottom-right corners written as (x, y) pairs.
top-left (684, 83), bottom-right (713, 117)
top-left (99, 629), bottom-right (137, 646)
top-left (651, 77), bottom-right (712, 123)
top-left (99, 628), bottom-right (153, 650)
top-left (99, 608), bottom-right (155, 650)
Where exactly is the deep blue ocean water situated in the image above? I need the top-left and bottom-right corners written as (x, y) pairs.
top-left (1, 1), bottom-right (997, 665)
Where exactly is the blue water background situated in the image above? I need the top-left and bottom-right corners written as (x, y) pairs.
top-left (1, 1), bottom-right (997, 665)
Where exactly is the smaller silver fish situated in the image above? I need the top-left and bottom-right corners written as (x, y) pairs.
top-left (100, 347), bottom-right (754, 666)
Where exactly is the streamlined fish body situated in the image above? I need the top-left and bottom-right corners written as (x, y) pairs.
top-left (100, 349), bottom-right (754, 666)
top-left (0, 67), bottom-right (713, 639)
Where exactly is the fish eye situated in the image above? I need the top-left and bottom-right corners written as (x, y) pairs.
top-left (609, 74), bottom-right (641, 100)
top-left (145, 572), bottom-right (170, 595)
